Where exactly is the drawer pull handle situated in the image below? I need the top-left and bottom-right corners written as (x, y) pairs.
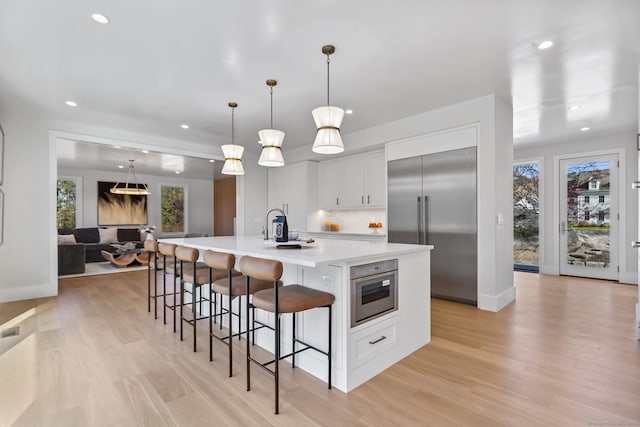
top-left (369, 336), bottom-right (387, 345)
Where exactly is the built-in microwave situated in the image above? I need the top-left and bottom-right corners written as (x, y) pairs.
top-left (350, 259), bottom-right (398, 327)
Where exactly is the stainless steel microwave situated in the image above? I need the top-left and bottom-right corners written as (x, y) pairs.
top-left (350, 259), bottom-right (398, 327)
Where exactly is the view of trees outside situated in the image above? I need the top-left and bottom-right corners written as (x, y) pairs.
top-left (161, 186), bottom-right (185, 233)
top-left (57, 179), bottom-right (77, 229)
top-left (513, 162), bottom-right (539, 268)
top-left (565, 161), bottom-right (610, 267)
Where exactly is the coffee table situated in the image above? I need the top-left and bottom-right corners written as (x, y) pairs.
top-left (101, 246), bottom-right (148, 268)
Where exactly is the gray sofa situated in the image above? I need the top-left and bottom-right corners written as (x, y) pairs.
top-left (58, 227), bottom-right (144, 272)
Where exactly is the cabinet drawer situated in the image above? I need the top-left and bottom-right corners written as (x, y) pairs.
top-left (350, 316), bottom-right (398, 368)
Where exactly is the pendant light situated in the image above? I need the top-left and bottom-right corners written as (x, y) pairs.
top-left (221, 102), bottom-right (245, 175)
top-left (258, 79), bottom-right (285, 167)
top-left (312, 45), bottom-right (345, 154)
top-left (110, 159), bottom-right (151, 195)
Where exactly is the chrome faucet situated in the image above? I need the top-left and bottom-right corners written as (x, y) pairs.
top-left (264, 207), bottom-right (285, 240)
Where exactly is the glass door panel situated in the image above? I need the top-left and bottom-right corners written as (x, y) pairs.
top-left (513, 162), bottom-right (540, 272)
top-left (560, 154), bottom-right (618, 280)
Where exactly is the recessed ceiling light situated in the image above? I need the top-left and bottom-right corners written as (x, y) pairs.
top-left (580, 127), bottom-right (590, 131)
top-left (91, 13), bottom-right (109, 24)
top-left (114, 146), bottom-right (121, 149)
top-left (568, 105), bottom-right (581, 111)
top-left (181, 124), bottom-right (189, 129)
top-left (141, 150), bottom-right (149, 154)
top-left (209, 159), bottom-right (215, 163)
top-left (538, 40), bottom-right (554, 50)
top-left (65, 100), bottom-right (78, 107)
top-left (118, 165), bottom-right (124, 169)
top-left (345, 109), bottom-right (354, 115)
top-left (175, 171), bottom-right (181, 174)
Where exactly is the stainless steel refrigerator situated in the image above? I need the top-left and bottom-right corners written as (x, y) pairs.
top-left (387, 147), bottom-right (477, 304)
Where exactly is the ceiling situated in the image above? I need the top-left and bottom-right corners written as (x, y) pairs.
top-left (1, 1), bottom-right (639, 177)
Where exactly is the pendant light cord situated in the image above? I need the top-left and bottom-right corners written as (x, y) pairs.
top-left (231, 106), bottom-right (235, 144)
top-left (270, 86), bottom-right (274, 128)
top-left (326, 54), bottom-right (331, 106)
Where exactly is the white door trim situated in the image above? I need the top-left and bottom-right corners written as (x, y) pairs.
top-left (552, 148), bottom-right (627, 281)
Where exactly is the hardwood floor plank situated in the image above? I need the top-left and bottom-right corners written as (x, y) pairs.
top-left (1, 270), bottom-right (638, 426)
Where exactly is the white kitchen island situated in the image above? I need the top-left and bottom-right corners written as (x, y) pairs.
top-left (159, 235), bottom-right (432, 392)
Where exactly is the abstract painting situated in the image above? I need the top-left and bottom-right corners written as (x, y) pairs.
top-left (97, 181), bottom-right (148, 225)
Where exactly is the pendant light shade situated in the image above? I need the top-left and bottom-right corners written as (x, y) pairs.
top-left (110, 159), bottom-right (151, 195)
top-left (312, 45), bottom-right (345, 154)
top-left (312, 106), bottom-right (345, 154)
top-left (258, 79), bottom-right (286, 167)
top-left (222, 102), bottom-right (245, 176)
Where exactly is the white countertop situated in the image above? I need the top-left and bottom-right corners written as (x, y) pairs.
top-left (159, 235), bottom-right (432, 268)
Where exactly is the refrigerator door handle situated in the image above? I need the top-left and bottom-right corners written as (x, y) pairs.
top-left (417, 196), bottom-right (422, 244)
top-left (423, 195), bottom-right (428, 244)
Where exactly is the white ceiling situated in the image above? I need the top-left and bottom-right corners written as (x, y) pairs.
top-left (1, 0), bottom-right (639, 176)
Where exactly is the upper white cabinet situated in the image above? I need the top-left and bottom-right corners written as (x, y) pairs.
top-left (318, 159), bottom-right (343, 209)
top-left (267, 161), bottom-right (317, 232)
top-left (317, 150), bottom-right (386, 209)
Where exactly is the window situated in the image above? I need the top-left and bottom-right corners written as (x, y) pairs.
top-left (584, 195), bottom-right (590, 203)
top-left (57, 176), bottom-right (81, 229)
top-left (513, 162), bottom-right (540, 272)
top-left (161, 185), bottom-right (185, 233)
top-left (589, 180), bottom-right (600, 190)
top-left (584, 210), bottom-right (590, 221)
top-left (598, 211), bottom-right (605, 221)
top-left (599, 195), bottom-right (605, 203)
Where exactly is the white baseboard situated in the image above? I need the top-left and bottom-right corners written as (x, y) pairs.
top-left (539, 264), bottom-right (557, 275)
top-left (478, 285), bottom-right (516, 312)
top-left (0, 283), bottom-right (57, 304)
top-left (619, 272), bottom-right (638, 285)
top-left (636, 303), bottom-right (640, 341)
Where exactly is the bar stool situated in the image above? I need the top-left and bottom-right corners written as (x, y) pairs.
top-left (143, 239), bottom-right (161, 319)
top-left (240, 256), bottom-right (335, 414)
top-left (175, 245), bottom-right (216, 352)
top-left (158, 242), bottom-right (180, 332)
top-left (204, 250), bottom-right (274, 377)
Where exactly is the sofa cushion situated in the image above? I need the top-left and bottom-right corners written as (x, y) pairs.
top-left (117, 228), bottom-right (141, 242)
top-left (74, 227), bottom-right (99, 243)
top-left (58, 234), bottom-right (77, 244)
top-left (99, 227), bottom-right (118, 243)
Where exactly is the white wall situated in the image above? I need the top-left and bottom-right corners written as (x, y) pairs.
top-left (236, 150), bottom-right (268, 237)
top-left (58, 166), bottom-right (214, 236)
top-left (515, 131), bottom-right (638, 284)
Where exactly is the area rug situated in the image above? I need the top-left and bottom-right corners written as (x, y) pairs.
top-left (60, 262), bottom-right (148, 278)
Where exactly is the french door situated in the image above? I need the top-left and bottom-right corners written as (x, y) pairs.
top-left (559, 154), bottom-right (618, 280)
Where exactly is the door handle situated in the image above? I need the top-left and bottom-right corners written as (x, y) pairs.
top-left (423, 195), bottom-right (428, 244)
top-left (336, 197), bottom-right (339, 206)
top-left (632, 241), bottom-right (640, 249)
top-left (632, 181), bottom-right (640, 189)
top-left (361, 195), bottom-right (364, 204)
top-left (367, 195), bottom-right (371, 204)
top-left (417, 196), bottom-right (422, 244)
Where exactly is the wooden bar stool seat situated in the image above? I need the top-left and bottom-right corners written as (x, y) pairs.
top-left (240, 255), bottom-right (334, 414)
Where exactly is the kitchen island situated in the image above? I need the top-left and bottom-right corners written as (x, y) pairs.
top-left (159, 235), bottom-right (432, 392)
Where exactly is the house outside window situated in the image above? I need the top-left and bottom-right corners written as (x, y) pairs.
top-left (584, 195), bottom-right (590, 203)
top-left (599, 195), bottom-right (605, 203)
top-left (589, 180), bottom-right (600, 190)
top-left (584, 210), bottom-right (590, 221)
top-left (598, 211), bottom-right (605, 221)
top-left (161, 185), bottom-right (186, 233)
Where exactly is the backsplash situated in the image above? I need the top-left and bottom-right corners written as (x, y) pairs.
top-left (308, 209), bottom-right (386, 234)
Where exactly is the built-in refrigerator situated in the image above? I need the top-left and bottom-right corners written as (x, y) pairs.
top-left (387, 147), bottom-right (477, 304)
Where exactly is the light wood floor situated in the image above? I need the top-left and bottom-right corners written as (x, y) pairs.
top-left (1, 272), bottom-right (638, 426)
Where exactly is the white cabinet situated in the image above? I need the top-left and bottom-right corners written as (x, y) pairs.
top-left (317, 150), bottom-right (386, 209)
top-left (318, 159), bottom-right (343, 209)
top-left (267, 161), bottom-right (317, 232)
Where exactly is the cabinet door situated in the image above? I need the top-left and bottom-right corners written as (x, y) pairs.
top-left (365, 151), bottom-right (386, 207)
top-left (318, 159), bottom-right (343, 209)
top-left (342, 155), bottom-right (366, 207)
top-left (282, 163), bottom-right (308, 231)
top-left (267, 166), bottom-right (287, 212)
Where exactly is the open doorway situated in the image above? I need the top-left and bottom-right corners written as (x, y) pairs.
top-left (214, 177), bottom-right (236, 235)
top-left (513, 161), bottom-right (541, 272)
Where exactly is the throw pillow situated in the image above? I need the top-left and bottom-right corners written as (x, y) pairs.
top-left (58, 234), bottom-right (77, 244)
top-left (98, 227), bottom-right (118, 243)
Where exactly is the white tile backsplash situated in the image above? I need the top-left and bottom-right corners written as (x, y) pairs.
top-left (311, 209), bottom-right (386, 234)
